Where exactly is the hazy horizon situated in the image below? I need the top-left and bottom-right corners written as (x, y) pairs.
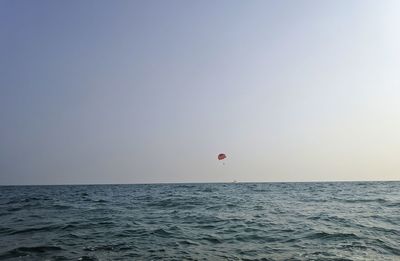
top-left (1, 0), bottom-right (400, 185)
top-left (2, 180), bottom-right (400, 187)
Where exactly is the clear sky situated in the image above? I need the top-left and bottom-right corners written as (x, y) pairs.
top-left (1, 0), bottom-right (400, 185)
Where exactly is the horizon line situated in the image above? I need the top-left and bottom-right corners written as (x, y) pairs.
top-left (1, 179), bottom-right (399, 187)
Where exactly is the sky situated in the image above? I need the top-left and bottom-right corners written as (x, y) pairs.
top-left (1, 0), bottom-right (400, 185)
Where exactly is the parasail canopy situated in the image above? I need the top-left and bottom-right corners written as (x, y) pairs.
top-left (218, 153), bottom-right (226, 160)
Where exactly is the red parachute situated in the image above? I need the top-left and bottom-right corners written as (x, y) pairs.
top-left (218, 153), bottom-right (226, 160)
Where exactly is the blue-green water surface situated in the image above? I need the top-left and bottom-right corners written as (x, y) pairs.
top-left (1, 182), bottom-right (399, 260)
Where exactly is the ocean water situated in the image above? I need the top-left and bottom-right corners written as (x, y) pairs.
top-left (0, 182), bottom-right (399, 261)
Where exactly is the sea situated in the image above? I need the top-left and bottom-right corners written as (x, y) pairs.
top-left (0, 182), bottom-right (399, 260)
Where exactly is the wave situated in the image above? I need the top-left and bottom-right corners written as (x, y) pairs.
top-left (78, 255), bottom-right (99, 261)
top-left (152, 228), bottom-right (173, 237)
top-left (147, 197), bottom-right (205, 209)
top-left (332, 197), bottom-right (389, 204)
top-left (178, 239), bottom-right (199, 246)
top-left (5, 197), bottom-right (51, 204)
top-left (0, 246), bottom-right (62, 259)
top-left (9, 225), bottom-right (62, 235)
top-left (52, 204), bottom-right (73, 210)
top-left (303, 231), bottom-right (361, 241)
top-left (83, 243), bottom-right (125, 251)
top-left (201, 236), bottom-right (223, 244)
top-left (383, 201), bottom-right (400, 207)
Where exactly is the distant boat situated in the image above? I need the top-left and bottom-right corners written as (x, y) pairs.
top-left (233, 180), bottom-right (238, 183)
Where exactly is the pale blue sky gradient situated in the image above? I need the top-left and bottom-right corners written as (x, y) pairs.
top-left (1, 0), bottom-right (400, 185)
